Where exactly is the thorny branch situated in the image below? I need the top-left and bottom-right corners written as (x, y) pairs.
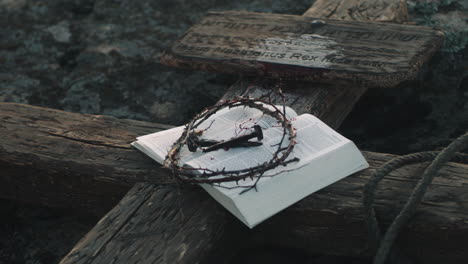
top-left (164, 81), bottom-right (299, 191)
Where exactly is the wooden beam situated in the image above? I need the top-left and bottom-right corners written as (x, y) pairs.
top-left (220, 78), bottom-right (368, 129)
top-left (59, 183), bottom-right (244, 264)
top-left (0, 102), bottom-right (172, 215)
top-left (0, 102), bottom-right (174, 184)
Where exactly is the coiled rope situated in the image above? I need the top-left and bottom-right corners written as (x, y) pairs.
top-left (363, 132), bottom-right (468, 264)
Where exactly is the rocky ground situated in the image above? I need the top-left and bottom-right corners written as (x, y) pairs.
top-left (0, 0), bottom-right (467, 263)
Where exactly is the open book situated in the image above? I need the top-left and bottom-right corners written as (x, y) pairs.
top-left (132, 104), bottom-right (369, 228)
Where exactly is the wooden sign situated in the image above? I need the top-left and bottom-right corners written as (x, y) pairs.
top-left (161, 11), bottom-right (444, 88)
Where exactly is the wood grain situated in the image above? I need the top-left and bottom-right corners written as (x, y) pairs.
top-left (0, 102), bottom-right (173, 215)
top-left (60, 184), bottom-right (242, 264)
top-left (161, 11), bottom-right (442, 88)
top-left (0, 102), bottom-right (174, 184)
top-left (303, 0), bottom-right (409, 23)
top-left (220, 78), bottom-right (368, 129)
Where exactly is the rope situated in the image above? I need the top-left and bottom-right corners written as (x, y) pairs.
top-left (362, 132), bottom-right (468, 264)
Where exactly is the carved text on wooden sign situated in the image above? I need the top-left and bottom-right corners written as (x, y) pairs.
top-left (161, 11), bottom-right (444, 88)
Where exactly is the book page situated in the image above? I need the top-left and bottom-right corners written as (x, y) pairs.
top-left (134, 126), bottom-right (186, 164)
top-left (289, 114), bottom-right (349, 163)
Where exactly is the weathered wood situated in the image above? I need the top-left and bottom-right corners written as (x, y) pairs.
top-left (60, 183), bottom-right (243, 264)
top-left (221, 78), bottom-right (368, 129)
top-left (303, 0), bottom-right (409, 23)
top-left (161, 11), bottom-right (442, 88)
top-left (0, 103), bottom-right (174, 184)
top-left (0, 102), bottom-right (174, 214)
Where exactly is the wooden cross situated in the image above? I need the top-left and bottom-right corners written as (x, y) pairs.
top-left (0, 1), bottom-right (466, 264)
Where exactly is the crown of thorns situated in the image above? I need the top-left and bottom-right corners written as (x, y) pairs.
top-left (164, 96), bottom-right (299, 190)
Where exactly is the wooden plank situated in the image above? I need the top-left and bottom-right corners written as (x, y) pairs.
top-left (60, 183), bottom-right (243, 264)
top-left (0, 102), bottom-right (173, 215)
top-left (0, 103), bottom-right (173, 185)
top-left (61, 183), bottom-right (248, 264)
top-left (161, 11), bottom-right (443, 88)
